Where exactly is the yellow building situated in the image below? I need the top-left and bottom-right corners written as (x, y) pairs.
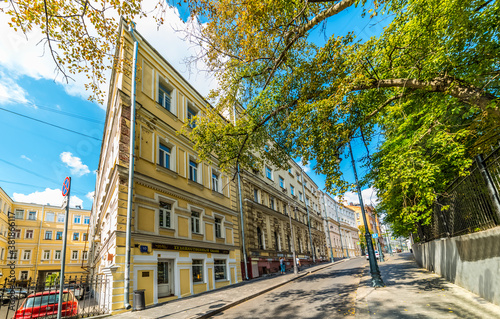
top-left (0, 186), bottom-right (90, 284)
top-left (89, 20), bottom-right (240, 313)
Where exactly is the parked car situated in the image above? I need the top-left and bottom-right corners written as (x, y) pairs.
top-left (0, 288), bottom-right (28, 303)
top-left (13, 290), bottom-right (78, 319)
top-left (366, 250), bottom-right (380, 260)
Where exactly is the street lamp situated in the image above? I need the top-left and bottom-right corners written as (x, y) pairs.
top-left (348, 141), bottom-right (384, 287)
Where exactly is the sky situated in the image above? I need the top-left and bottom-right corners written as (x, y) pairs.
top-left (0, 1), bottom-right (387, 210)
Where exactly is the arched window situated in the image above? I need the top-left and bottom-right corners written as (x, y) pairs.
top-left (257, 227), bottom-right (263, 250)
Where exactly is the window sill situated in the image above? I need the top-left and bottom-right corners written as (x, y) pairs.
top-left (215, 279), bottom-right (229, 282)
top-left (156, 103), bottom-right (178, 120)
top-left (156, 165), bottom-right (178, 179)
top-left (193, 282), bottom-right (205, 285)
top-left (211, 190), bottom-right (224, 198)
top-left (188, 179), bottom-right (204, 190)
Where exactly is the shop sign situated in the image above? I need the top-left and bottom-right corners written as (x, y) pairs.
top-left (152, 243), bottom-right (229, 254)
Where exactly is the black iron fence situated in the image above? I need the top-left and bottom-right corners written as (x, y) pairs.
top-left (419, 146), bottom-right (500, 242)
top-left (0, 275), bottom-right (110, 319)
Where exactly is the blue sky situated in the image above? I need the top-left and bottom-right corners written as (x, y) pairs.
top-left (0, 1), bottom-right (388, 209)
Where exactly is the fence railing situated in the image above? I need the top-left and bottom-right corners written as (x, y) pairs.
top-left (419, 146), bottom-right (500, 242)
top-left (0, 275), bottom-right (110, 319)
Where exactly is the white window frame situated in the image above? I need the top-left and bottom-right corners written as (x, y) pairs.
top-left (25, 230), bottom-right (33, 239)
top-left (159, 201), bottom-right (172, 229)
top-left (45, 212), bottom-right (55, 222)
top-left (20, 271), bottom-right (28, 280)
top-left (158, 76), bottom-right (177, 115)
top-left (73, 232), bottom-right (80, 241)
top-left (186, 100), bottom-right (199, 128)
top-left (159, 143), bottom-right (172, 170)
top-left (83, 216), bottom-right (90, 225)
top-left (73, 215), bottom-right (81, 224)
top-left (45, 230), bottom-right (53, 240)
top-left (191, 211), bottom-right (201, 234)
top-left (28, 211), bottom-right (37, 221)
top-left (54, 250), bottom-right (61, 260)
top-left (14, 209), bottom-right (24, 220)
top-left (279, 176), bottom-right (285, 188)
top-left (214, 259), bottom-right (227, 281)
top-left (265, 166), bottom-right (273, 180)
top-left (291, 185), bottom-right (295, 196)
top-left (57, 213), bottom-right (65, 223)
top-left (71, 251), bottom-right (78, 260)
top-left (43, 250), bottom-right (51, 260)
top-left (56, 231), bottom-right (63, 240)
top-left (23, 250), bottom-right (31, 260)
top-left (211, 169), bottom-right (221, 193)
top-left (82, 251), bottom-right (88, 260)
top-left (214, 216), bottom-right (223, 238)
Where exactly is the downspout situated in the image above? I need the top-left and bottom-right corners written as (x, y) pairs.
top-left (335, 202), bottom-right (346, 258)
top-left (321, 194), bottom-right (334, 263)
top-left (232, 105), bottom-right (249, 280)
top-left (300, 169), bottom-right (315, 263)
top-left (124, 21), bottom-right (139, 310)
top-left (33, 205), bottom-right (44, 281)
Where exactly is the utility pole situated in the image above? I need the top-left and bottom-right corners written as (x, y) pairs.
top-left (348, 141), bottom-right (384, 287)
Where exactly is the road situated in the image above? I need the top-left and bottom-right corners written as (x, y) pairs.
top-left (213, 258), bottom-right (366, 319)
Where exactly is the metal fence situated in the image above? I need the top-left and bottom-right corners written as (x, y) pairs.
top-left (0, 275), bottom-right (110, 319)
top-left (419, 147), bottom-right (500, 242)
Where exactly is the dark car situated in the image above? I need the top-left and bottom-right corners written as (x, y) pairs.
top-left (13, 290), bottom-right (78, 319)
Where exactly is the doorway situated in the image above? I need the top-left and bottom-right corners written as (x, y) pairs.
top-left (157, 259), bottom-right (173, 298)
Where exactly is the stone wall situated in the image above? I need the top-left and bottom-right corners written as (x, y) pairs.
top-left (412, 226), bottom-right (500, 306)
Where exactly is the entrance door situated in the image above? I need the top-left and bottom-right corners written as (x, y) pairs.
top-left (157, 260), bottom-right (173, 297)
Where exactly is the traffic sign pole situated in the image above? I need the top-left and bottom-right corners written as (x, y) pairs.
top-left (57, 177), bottom-right (71, 319)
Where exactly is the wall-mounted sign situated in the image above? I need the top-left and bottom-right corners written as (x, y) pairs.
top-left (152, 243), bottom-right (229, 254)
top-left (140, 245), bottom-right (149, 253)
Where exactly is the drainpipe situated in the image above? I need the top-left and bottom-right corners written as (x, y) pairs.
top-left (124, 22), bottom-right (139, 310)
top-left (300, 169), bottom-right (315, 263)
top-left (33, 205), bottom-right (44, 282)
top-left (232, 105), bottom-right (249, 280)
top-left (335, 202), bottom-right (346, 258)
top-left (321, 194), bottom-right (334, 263)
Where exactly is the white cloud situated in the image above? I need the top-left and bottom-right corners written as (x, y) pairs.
top-left (20, 155), bottom-right (32, 161)
top-left (13, 188), bottom-right (84, 208)
top-left (59, 152), bottom-right (90, 176)
top-left (86, 191), bottom-right (95, 202)
top-left (338, 187), bottom-right (379, 207)
top-left (0, 1), bottom-right (216, 109)
top-left (298, 158), bottom-right (312, 174)
top-left (0, 72), bottom-right (29, 105)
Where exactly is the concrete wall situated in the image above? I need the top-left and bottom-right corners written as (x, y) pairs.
top-left (413, 226), bottom-right (500, 306)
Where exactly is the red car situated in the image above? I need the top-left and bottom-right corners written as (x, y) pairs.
top-left (13, 290), bottom-right (78, 319)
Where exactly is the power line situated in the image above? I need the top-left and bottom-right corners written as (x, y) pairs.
top-left (0, 106), bottom-right (101, 141)
top-left (4, 96), bottom-right (104, 124)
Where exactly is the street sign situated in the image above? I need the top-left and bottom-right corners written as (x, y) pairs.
top-left (61, 196), bottom-right (68, 210)
top-left (372, 233), bottom-right (379, 239)
top-left (62, 177), bottom-right (71, 196)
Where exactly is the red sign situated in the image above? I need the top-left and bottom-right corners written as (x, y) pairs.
top-left (62, 177), bottom-right (71, 196)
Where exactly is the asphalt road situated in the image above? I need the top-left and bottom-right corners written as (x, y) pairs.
top-left (212, 257), bottom-right (366, 319)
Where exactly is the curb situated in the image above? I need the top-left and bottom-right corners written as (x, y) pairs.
top-left (192, 259), bottom-right (348, 319)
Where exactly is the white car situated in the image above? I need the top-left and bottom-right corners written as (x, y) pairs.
top-left (366, 251), bottom-right (380, 260)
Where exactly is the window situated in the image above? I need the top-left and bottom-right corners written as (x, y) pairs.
top-left (287, 235), bottom-right (291, 251)
top-left (73, 215), bottom-right (81, 224)
top-left (274, 231), bottom-right (280, 251)
top-left (279, 176), bottom-right (285, 188)
top-left (191, 211), bottom-right (200, 234)
top-left (45, 231), bottom-right (52, 240)
top-left (159, 144), bottom-right (171, 169)
top-left (212, 171), bottom-right (220, 192)
top-left (187, 104), bottom-right (197, 128)
top-left (299, 192), bottom-right (303, 201)
top-left (71, 251), bottom-right (78, 260)
top-left (73, 233), bottom-right (80, 241)
top-left (23, 250), bottom-right (31, 260)
top-left (45, 212), bottom-right (55, 222)
top-left (57, 213), bottom-right (65, 223)
top-left (54, 250), bottom-right (61, 260)
top-left (291, 185), bottom-right (295, 196)
top-left (253, 189), bottom-right (259, 202)
top-left (25, 230), bottom-right (33, 239)
top-left (269, 197), bottom-right (275, 210)
top-left (189, 160), bottom-right (198, 182)
top-left (84, 216), bottom-right (90, 225)
top-left (192, 260), bottom-right (203, 283)
top-left (215, 217), bottom-right (222, 238)
top-left (15, 209), bottom-right (24, 219)
top-left (288, 168), bottom-right (292, 174)
top-left (159, 84), bottom-right (172, 111)
top-left (265, 166), bottom-right (273, 180)
top-left (14, 229), bottom-right (21, 239)
top-left (9, 250), bottom-right (17, 260)
top-left (83, 233), bottom-right (88, 241)
top-left (20, 271), bottom-right (28, 280)
top-left (283, 204), bottom-right (288, 216)
top-left (159, 201), bottom-right (172, 228)
top-left (306, 197), bottom-right (310, 206)
top-left (28, 211), bottom-right (37, 220)
top-left (82, 251), bottom-right (88, 260)
top-left (214, 259), bottom-right (227, 280)
top-left (43, 250), bottom-right (50, 260)
top-left (257, 227), bottom-right (264, 250)
top-left (0, 248), bottom-right (3, 260)
top-left (56, 231), bottom-right (63, 240)
top-left (296, 174), bottom-right (301, 182)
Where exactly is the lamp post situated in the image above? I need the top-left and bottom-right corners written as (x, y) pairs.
top-left (348, 141), bottom-right (384, 287)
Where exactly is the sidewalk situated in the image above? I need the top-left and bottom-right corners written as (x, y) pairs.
top-left (355, 253), bottom-right (500, 318)
top-left (113, 260), bottom-right (343, 319)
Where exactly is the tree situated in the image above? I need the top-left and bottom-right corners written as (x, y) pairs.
top-left (1, 0), bottom-right (168, 104)
top-left (183, 0), bottom-right (499, 235)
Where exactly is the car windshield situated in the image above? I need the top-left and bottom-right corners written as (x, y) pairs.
top-left (24, 293), bottom-right (70, 308)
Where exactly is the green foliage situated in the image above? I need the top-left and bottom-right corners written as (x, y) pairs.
top-left (185, 0), bottom-right (500, 235)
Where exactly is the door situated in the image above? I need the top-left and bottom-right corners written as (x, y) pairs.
top-left (157, 260), bottom-right (173, 297)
